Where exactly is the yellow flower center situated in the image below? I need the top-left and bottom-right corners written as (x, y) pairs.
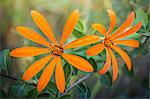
top-left (104, 38), bottom-right (114, 47)
top-left (50, 45), bottom-right (63, 56)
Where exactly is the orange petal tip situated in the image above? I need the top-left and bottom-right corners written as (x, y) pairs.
top-left (130, 11), bottom-right (135, 16)
top-left (74, 9), bottom-right (79, 13)
top-left (60, 90), bottom-right (65, 94)
top-left (16, 26), bottom-right (20, 30)
top-left (9, 51), bottom-right (15, 57)
top-left (31, 10), bottom-right (38, 15)
top-left (16, 26), bottom-right (24, 32)
top-left (139, 21), bottom-right (142, 26)
top-left (22, 75), bottom-right (28, 81)
top-left (107, 9), bottom-right (113, 12)
top-left (37, 87), bottom-right (42, 93)
top-left (87, 66), bottom-right (94, 72)
top-left (91, 23), bottom-right (97, 28)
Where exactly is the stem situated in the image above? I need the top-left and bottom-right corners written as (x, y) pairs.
top-left (59, 73), bottom-right (93, 97)
top-left (0, 73), bottom-right (37, 86)
top-left (0, 73), bottom-right (17, 80)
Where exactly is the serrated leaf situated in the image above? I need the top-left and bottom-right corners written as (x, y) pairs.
top-left (135, 8), bottom-right (148, 29)
top-left (100, 71), bottom-right (112, 88)
top-left (88, 58), bottom-right (97, 72)
top-left (0, 49), bottom-right (10, 73)
top-left (8, 81), bottom-right (31, 98)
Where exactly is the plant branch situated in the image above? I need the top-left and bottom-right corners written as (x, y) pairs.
top-left (59, 73), bottom-right (93, 97)
top-left (0, 73), bottom-right (17, 80)
top-left (0, 73), bottom-right (37, 86)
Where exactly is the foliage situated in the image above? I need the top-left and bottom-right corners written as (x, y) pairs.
top-left (0, 0), bottom-right (149, 99)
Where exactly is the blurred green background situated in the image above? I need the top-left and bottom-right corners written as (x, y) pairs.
top-left (0, 0), bottom-right (149, 98)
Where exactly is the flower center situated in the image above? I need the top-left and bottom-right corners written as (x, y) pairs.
top-left (50, 45), bottom-right (63, 56)
top-left (104, 38), bottom-right (114, 47)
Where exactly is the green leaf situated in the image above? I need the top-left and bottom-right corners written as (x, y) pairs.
top-left (74, 83), bottom-right (91, 99)
top-left (63, 63), bottom-right (72, 83)
top-left (88, 58), bottom-right (97, 72)
top-left (8, 81), bottom-right (31, 98)
top-left (0, 49), bottom-right (10, 73)
top-left (60, 95), bottom-right (73, 99)
top-left (77, 83), bottom-right (86, 94)
top-left (72, 30), bottom-right (85, 38)
top-left (46, 82), bottom-right (58, 95)
top-left (72, 66), bottom-right (78, 76)
top-left (71, 47), bottom-right (87, 59)
top-left (72, 20), bottom-right (85, 38)
top-left (126, 33), bottom-right (141, 39)
top-left (100, 71), bottom-right (112, 88)
top-left (26, 88), bottom-right (38, 98)
top-left (135, 8), bottom-right (148, 29)
top-left (75, 19), bottom-right (84, 33)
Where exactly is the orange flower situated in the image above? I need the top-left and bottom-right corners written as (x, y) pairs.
top-left (86, 10), bottom-right (142, 81)
top-left (10, 9), bottom-right (100, 93)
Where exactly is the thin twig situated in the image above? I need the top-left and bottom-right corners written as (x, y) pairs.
top-left (0, 73), bottom-right (37, 86)
top-left (0, 73), bottom-right (17, 80)
top-left (59, 73), bottom-right (93, 97)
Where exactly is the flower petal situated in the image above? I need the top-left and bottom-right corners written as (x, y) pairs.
top-left (22, 55), bottom-right (52, 81)
top-left (92, 23), bottom-right (107, 36)
top-left (55, 57), bottom-right (65, 93)
top-left (62, 53), bottom-right (93, 72)
top-left (114, 39), bottom-right (140, 48)
top-left (98, 48), bottom-right (111, 74)
top-left (112, 22), bottom-right (142, 40)
top-left (86, 43), bottom-right (105, 56)
top-left (31, 10), bottom-right (57, 44)
top-left (111, 45), bottom-right (132, 71)
top-left (10, 46), bottom-right (50, 57)
top-left (16, 26), bottom-right (51, 47)
top-left (107, 10), bottom-right (116, 35)
top-left (64, 35), bottom-right (100, 49)
top-left (37, 57), bottom-right (57, 93)
top-left (107, 47), bottom-right (118, 81)
top-left (60, 9), bottom-right (80, 45)
top-left (110, 11), bottom-right (135, 39)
